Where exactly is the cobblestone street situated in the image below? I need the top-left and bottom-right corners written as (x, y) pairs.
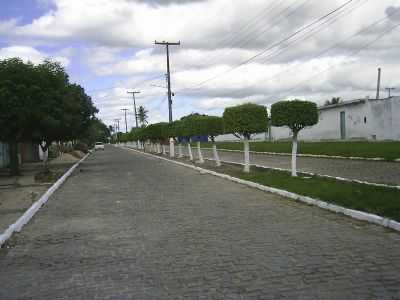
top-left (1, 145), bottom-right (400, 299)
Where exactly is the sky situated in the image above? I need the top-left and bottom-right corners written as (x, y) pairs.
top-left (0, 0), bottom-right (399, 130)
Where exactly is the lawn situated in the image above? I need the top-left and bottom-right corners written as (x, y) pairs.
top-left (202, 162), bottom-right (400, 222)
top-left (195, 141), bottom-right (400, 160)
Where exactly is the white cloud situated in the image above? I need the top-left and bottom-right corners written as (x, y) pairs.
top-left (0, 45), bottom-right (70, 66)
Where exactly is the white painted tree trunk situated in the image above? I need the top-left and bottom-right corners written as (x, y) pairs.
top-left (243, 137), bottom-right (250, 173)
top-left (169, 138), bottom-right (175, 158)
top-left (187, 143), bottom-right (193, 161)
top-left (137, 140), bottom-right (140, 149)
top-left (157, 143), bottom-right (161, 153)
top-left (197, 141), bottom-right (204, 163)
top-left (178, 144), bottom-right (184, 158)
top-left (162, 144), bottom-right (166, 155)
top-left (291, 132), bottom-right (298, 177)
top-left (212, 143), bottom-right (221, 167)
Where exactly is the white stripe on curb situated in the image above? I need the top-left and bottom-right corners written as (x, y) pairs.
top-left (0, 153), bottom-right (91, 248)
top-left (124, 147), bottom-right (400, 233)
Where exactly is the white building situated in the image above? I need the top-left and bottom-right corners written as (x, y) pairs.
top-left (216, 96), bottom-right (400, 141)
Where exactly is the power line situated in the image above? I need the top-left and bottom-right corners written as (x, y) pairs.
top-left (179, 0), bottom-right (354, 92)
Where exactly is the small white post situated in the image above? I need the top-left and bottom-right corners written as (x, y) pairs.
top-left (291, 132), bottom-right (298, 177)
top-left (197, 141), bottom-right (204, 163)
top-left (212, 143), bottom-right (221, 167)
top-left (243, 137), bottom-right (250, 173)
top-left (169, 138), bottom-right (175, 158)
top-left (187, 143), bottom-right (193, 161)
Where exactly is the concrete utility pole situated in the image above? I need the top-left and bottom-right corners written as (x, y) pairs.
top-left (127, 91), bottom-right (140, 128)
top-left (385, 87), bottom-right (395, 98)
top-left (114, 118), bottom-right (121, 143)
top-left (154, 40), bottom-right (180, 123)
top-left (121, 108), bottom-right (129, 133)
top-left (376, 67), bottom-right (381, 99)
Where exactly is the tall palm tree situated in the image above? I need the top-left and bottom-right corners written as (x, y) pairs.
top-left (137, 106), bottom-right (148, 127)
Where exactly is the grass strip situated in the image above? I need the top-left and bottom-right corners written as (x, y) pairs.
top-left (200, 161), bottom-right (400, 222)
top-left (194, 141), bottom-right (400, 161)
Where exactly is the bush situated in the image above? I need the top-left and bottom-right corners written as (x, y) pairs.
top-left (74, 142), bottom-right (89, 153)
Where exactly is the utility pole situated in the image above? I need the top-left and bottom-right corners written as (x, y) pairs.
top-left (154, 40), bottom-right (180, 123)
top-left (385, 87), bottom-right (395, 98)
top-left (376, 67), bottom-right (381, 99)
top-left (127, 91), bottom-right (140, 128)
top-left (114, 118), bottom-right (121, 143)
top-left (121, 108), bottom-right (129, 133)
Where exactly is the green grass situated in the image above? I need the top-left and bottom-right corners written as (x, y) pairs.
top-left (195, 141), bottom-right (400, 160)
top-left (204, 163), bottom-right (400, 222)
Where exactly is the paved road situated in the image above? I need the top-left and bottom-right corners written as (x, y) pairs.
top-left (172, 145), bottom-right (400, 186)
top-left (1, 146), bottom-right (400, 299)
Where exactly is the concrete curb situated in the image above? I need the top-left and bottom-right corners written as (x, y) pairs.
top-left (0, 153), bottom-right (91, 248)
top-left (204, 158), bottom-right (400, 190)
top-left (200, 147), bottom-right (399, 162)
top-left (125, 147), bottom-right (400, 233)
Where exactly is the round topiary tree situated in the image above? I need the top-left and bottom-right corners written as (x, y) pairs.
top-left (178, 115), bottom-right (198, 161)
top-left (271, 99), bottom-right (318, 177)
top-left (223, 103), bottom-right (268, 173)
top-left (191, 115), bottom-right (224, 166)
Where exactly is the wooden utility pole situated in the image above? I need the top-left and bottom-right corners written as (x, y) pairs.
top-left (376, 67), bottom-right (381, 99)
top-left (127, 91), bottom-right (140, 128)
top-left (385, 87), bottom-right (395, 98)
top-left (154, 40), bottom-right (180, 123)
top-left (121, 108), bottom-right (129, 133)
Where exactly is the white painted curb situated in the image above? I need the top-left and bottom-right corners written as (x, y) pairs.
top-left (125, 147), bottom-right (400, 233)
top-left (200, 147), bottom-right (399, 162)
top-left (0, 153), bottom-right (91, 248)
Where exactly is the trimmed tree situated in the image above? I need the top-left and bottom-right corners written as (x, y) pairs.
top-left (175, 119), bottom-right (194, 160)
top-left (271, 99), bottom-right (318, 177)
top-left (191, 115), bottom-right (224, 166)
top-left (223, 103), bottom-right (268, 173)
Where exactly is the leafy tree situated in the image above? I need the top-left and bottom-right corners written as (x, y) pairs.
top-left (191, 115), bottom-right (224, 166)
top-left (175, 119), bottom-right (194, 160)
top-left (271, 99), bottom-right (318, 176)
top-left (324, 97), bottom-right (341, 106)
top-left (0, 58), bottom-right (37, 175)
top-left (137, 106), bottom-right (149, 127)
top-left (223, 103), bottom-right (267, 172)
top-left (80, 118), bottom-right (111, 146)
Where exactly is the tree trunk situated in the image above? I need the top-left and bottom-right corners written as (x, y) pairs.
top-left (243, 137), bottom-right (250, 173)
top-left (197, 141), bottom-right (204, 163)
top-left (9, 140), bottom-right (19, 176)
top-left (40, 142), bottom-right (50, 173)
top-left (212, 143), bottom-right (221, 167)
top-left (169, 138), bottom-right (175, 158)
top-left (187, 143), bottom-right (193, 161)
top-left (178, 144), bottom-right (184, 158)
top-left (162, 144), bottom-right (166, 156)
top-left (137, 140), bottom-right (140, 149)
top-left (291, 131), bottom-right (298, 177)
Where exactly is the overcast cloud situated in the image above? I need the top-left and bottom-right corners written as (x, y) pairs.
top-left (0, 0), bottom-right (399, 127)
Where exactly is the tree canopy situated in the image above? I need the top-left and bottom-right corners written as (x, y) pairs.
top-left (223, 103), bottom-right (268, 139)
top-left (271, 100), bottom-right (318, 133)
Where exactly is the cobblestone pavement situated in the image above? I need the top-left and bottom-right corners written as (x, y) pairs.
top-left (1, 145), bottom-right (400, 299)
top-left (176, 146), bottom-right (400, 186)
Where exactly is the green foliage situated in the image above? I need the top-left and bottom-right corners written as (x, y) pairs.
top-left (190, 115), bottom-right (224, 141)
top-left (145, 122), bottom-right (168, 142)
top-left (79, 118), bottom-right (110, 146)
top-left (271, 100), bottom-right (318, 133)
top-left (73, 142), bottom-right (89, 153)
top-left (137, 105), bottom-right (149, 127)
top-left (223, 103), bottom-right (268, 139)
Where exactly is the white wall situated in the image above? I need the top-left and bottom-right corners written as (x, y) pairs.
top-left (215, 97), bottom-right (400, 142)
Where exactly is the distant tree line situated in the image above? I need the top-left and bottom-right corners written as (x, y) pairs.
top-left (121, 101), bottom-right (318, 176)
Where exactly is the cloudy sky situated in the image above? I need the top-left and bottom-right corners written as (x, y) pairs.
top-left (0, 0), bottom-right (399, 129)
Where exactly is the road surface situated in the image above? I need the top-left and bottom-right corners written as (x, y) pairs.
top-left (1, 145), bottom-right (400, 299)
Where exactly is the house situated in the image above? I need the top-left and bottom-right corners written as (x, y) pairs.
top-left (216, 96), bottom-right (400, 141)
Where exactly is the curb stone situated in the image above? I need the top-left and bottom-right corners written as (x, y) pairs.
top-left (124, 147), bottom-right (400, 233)
top-left (0, 153), bottom-right (91, 248)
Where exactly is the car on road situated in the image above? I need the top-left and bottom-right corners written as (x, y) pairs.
top-left (94, 142), bottom-right (105, 151)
